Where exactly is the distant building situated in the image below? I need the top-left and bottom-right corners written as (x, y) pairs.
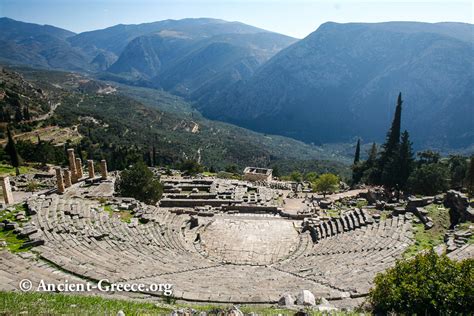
top-left (243, 167), bottom-right (273, 182)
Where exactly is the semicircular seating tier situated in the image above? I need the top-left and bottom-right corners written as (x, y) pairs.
top-left (1, 195), bottom-right (416, 308)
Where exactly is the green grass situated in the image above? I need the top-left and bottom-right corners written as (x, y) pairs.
top-left (0, 229), bottom-right (31, 252)
top-left (0, 291), bottom-right (171, 315)
top-left (202, 171), bottom-right (216, 177)
top-left (327, 209), bottom-right (340, 218)
top-left (0, 204), bottom-right (32, 252)
top-left (0, 291), bottom-right (363, 315)
top-left (355, 199), bottom-right (368, 209)
top-left (0, 204), bottom-right (27, 222)
top-left (403, 204), bottom-right (450, 258)
top-left (103, 205), bottom-right (133, 224)
top-left (0, 163), bottom-right (35, 177)
top-left (456, 222), bottom-right (474, 244)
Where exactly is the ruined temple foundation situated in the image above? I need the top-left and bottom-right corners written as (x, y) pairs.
top-left (87, 160), bottom-right (95, 178)
top-left (100, 160), bottom-right (108, 180)
top-left (1, 177), bottom-right (14, 204)
top-left (55, 168), bottom-right (65, 194)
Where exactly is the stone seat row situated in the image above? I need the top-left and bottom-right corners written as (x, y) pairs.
top-left (274, 216), bottom-right (413, 296)
top-left (306, 208), bottom-right (374, 242)
top-left (27, 196), bottom-right (217, 283)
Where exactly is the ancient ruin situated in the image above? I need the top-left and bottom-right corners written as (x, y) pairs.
top-left (0, 154), bottom-right (472, 311)
top-left (1, 177), bottom-right (14, 204)
top-left (243, 167), bottom-right (273, 182)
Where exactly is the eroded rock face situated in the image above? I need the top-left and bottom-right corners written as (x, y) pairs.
top-left (444, 190), bottom-right (474, 227)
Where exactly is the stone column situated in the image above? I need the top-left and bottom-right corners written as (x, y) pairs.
top-left (75, 158), bottom-right (83, 179)
top-left (55, 168), bottom-right (65, 194)
top-left (87, 160), bottom-right (95, 178)
top-left (100, 160), bottom-right (108, 180)
top-left (64, 170), bottom-right (72, 188)
top-left (67, 148), bottom-right (77, 181)
top-left (1, 177), bottom-right (14, 204)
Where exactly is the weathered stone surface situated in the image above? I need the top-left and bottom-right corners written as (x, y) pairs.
top-left (444, 190), bottom-right (473, 226)
top-left (319, 200), bottom-right (331, 209)
top-left (424, 221), bottom-right (434, 230)
top-left (227, 306), bottom-right (243, 316)
top-left (1, 177), bottom-right (14, 204)
top-left (278, 293), bottom-right (295, 307)
top-left (316, 297), bottom-right (338, 311)
top-left (21, 239), bottom-right (44, 248)
top-left (296, 290), bottom-right (316, 306)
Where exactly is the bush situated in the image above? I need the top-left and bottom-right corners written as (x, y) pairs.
top-left (407, 163), bottom-right (449, 195)
top-left (115, 161), bottom-right (163, 205)
top-left (369, 250), bottom-right (474, 314)
top-left (312, 173), bottom-right (339, 196)
top-left (178, 160), bottom-right (204, 176)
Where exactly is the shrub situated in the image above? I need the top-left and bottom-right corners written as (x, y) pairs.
top-left (178, 160), bottom-right (204, 176)
top-left (369, 249), bottom-right (474, 314)
top-left (312, 173), bottom-right (339, 197)
top-left (115, 161), bottom-right (163, 205)
top-left (407, 163), bottom-right (449, 195)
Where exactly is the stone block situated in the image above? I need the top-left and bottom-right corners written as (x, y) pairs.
top-left (296, 290), bottom-right (315, 306)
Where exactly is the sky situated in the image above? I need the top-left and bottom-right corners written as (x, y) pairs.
top-left (1, 0), bottom-right (472, 38)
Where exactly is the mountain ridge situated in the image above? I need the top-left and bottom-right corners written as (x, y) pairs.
top-left (200, 21), bottom-right (474, 150)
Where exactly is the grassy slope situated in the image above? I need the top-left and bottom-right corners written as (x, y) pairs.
top-left (0, 204), bottom-right (32, 252)
top-left (404, 204), bottom-right (451, 258)
top-left (0, 291), bottom-right (361, 315)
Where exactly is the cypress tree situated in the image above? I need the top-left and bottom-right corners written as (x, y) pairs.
top-left (351, 139), bottom-right (362, 185)
top-left (152, 145), bottom-right (156, 167)
top-left (467, 155), bottom-right (474, 197)
top-left (364, 143), bottom-right (379, 184)
top-left (353, 139), bottom-right (361, 164)
top-left (14, 106), bottom-right (23, 122)
top-left (399, 130), bottom-right (414, 189)
top-left (23, 105), bottom-right (30, 120)
top-left (377, 92), bottom-right (403, 187)
top-left (5, 126), bottom-right (21, 175)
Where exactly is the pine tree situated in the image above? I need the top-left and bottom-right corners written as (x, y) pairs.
top-left (399, 130), bottom-right (414, 189)
top-left (377, 92), bottom-right (403, 187)
top-left (353, 139), bottom-right (361, 164)
top-left (5, 126), bottom-right (21, 175)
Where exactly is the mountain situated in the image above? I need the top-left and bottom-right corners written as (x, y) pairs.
top-left (103, 19), bottom-right (296, 98)
top-left (0, 17), bottom-right (296, 98)
top-left (7, 66), bottom-right (349, 174)
top-left (0, 17), bottom-right (94, 71)
top-left (68, 18), bottom-right (272, 55)
top-left (201, 22), bottom-right (474, 150)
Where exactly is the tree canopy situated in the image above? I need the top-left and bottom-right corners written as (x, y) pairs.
top-left (312, 173), bottom-right (339, 197)
top-left (369, 250), bottom-right (474, 314)
top-left (115, 161), bottom-right (163, 204)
